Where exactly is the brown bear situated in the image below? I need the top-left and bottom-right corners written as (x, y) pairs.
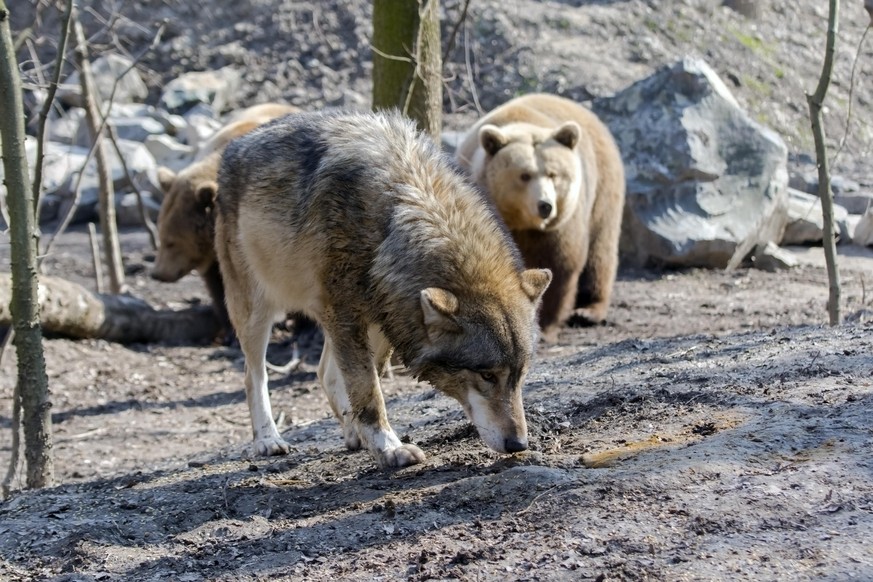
top-left (151, 103), bottom-right (299, 339)
top-left (456, 93), bottom-right (625, 340)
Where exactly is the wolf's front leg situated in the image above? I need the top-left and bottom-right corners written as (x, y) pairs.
top-left (321, 325), bottom-right (424, 469)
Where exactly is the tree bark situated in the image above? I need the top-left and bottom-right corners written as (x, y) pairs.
top-left (372, 0), bottom-right (442, 141)
top-left (72, 14), bottom-right (126, 294)
top-left (0, 0), bottom-right (54, 488)
top-left (806, 0), bottom-right (841, 326)
top-left (0, 273), bottom-right (221, 344)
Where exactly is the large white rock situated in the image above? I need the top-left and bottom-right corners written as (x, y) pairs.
top-left (58, 53), bottom-right (148, 107)
top-left (781, 189), bottom-right (850, 245)
top-left (158, 67), bottom-right (242, 114)
top-left (593, 57), bottom-right (790, 268)
top-left (852, 208), bottom-right (873, 247)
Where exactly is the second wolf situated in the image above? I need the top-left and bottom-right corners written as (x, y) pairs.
top-left (215, 110), bottom-right (551, 468)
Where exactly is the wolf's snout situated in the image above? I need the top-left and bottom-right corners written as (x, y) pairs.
top-left (504, 436), bottom-right (528, 453)
top-left (537, 200), bottom-right (553, 219)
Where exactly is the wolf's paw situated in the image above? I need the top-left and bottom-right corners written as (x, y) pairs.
top-left (377, 443), bottom-right (426, 469)
top-left (253, 436), bottom-right (291, 456)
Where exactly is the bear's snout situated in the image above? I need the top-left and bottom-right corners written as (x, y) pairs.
top-left (537, 200), bottom-right (553, 219)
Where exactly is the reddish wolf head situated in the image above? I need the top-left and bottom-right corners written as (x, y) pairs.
top-left (215, 110), bottom-right (551, 468)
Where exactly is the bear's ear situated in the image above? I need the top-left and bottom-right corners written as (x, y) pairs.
top-left (195, 181), bottom-right (218, 210)
top-left (479, 125), bottom-right (509, 157)
top-left (553, 122), bottom-right (581, 150)
top-left (420, 287), bottom-right (461, 341)
top-left (157, 167), bottom-right (177, 193)
top-left (520, 268), bottom-right (552, 304)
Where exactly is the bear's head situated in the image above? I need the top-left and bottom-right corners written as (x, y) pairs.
top-left (476, 121), bottom-right (584, 231)
top-left (151, 163), bottom-right (219, 283)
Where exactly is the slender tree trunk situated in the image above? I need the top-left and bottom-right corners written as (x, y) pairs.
top-left (73, 14), bottom-right (126, 294)
top-left (806, 0), bottom-right (841, 326)
top-left (372, 0), bottom-right (442, 141)
top-left (0, 0), bottom-right (54, 488)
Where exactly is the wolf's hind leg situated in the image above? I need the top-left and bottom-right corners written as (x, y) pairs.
top-left (233, 293), bottom-right (290, 456)
top-left (318, 335), bottom-right (362, 450)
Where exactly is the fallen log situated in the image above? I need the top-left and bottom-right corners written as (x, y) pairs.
top-left (0, 273), bottom-right (219, 344)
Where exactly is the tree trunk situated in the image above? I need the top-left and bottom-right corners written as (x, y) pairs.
top-left (0, 0), bottom-right (54, 488)
top-left (372, 0), bottom-right (442, 141)
top-left (73, 14), bottom-right (126, 294)
top-left (0, 273), bottom-right (221, 344)
top-left (806, 0), bottom-right (841, 326)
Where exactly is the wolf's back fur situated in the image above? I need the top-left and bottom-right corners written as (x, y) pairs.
top-left (216, 110), bottom-right (551, 467)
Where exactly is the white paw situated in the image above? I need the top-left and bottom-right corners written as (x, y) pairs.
top-left (376, 443), bottom-right (426, 469)
top-left (253, 436), bottom-right (291, 456)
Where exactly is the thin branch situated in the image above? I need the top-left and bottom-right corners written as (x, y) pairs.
top-left (0, 378), bottom-right (22, 500)
top-left (88, 222), bottom-right (104, 293)
top-left (370, 44), bottom-right (414, 63)
top-left (41, 126), bottom-right (100, 263)
top-left (31, 0), bottom-right (74, 221)
top-left (463, 16), bottom-right (483, 115)
top-left (442, 0), bottom-right (472, 64)
top-left (831, 23), bottom-right (870, 168)
top-left (106, 123), bottom-right (159, 249)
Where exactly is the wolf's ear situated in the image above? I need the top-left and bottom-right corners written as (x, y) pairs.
top-left (520, 269), bottom-right (552, 304)
top-left (553, 122), bottom-right (581, 150)
top-left (421, 287), bottom-right (461, 341)
top-left (157, 166), bottom-right (177, 193)
top-left (479, 125), bottom-right (509, 157)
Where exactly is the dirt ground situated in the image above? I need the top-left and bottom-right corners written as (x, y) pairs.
top-left (1, 228), bottom-right (872, 581)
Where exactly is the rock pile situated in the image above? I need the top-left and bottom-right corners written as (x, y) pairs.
top-left (5, 52), bottom-right (871, 271)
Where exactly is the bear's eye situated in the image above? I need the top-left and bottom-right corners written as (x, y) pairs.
top-left (519, 172), bottom-right (531, 183)
top-left (547, 171), bottom-right (557, 180)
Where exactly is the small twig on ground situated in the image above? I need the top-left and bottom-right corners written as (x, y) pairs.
top-left (266, 343), bottom-right (302, 376)
top-left (516, 485), bottom-right (563, 516)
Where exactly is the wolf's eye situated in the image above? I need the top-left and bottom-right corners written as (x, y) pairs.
top-left (519, 172), bottom-right (531, 183)
top-left (479, 371), bottom-right (498, 384)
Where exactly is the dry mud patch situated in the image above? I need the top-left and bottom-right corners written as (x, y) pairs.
top-left (0, 230), bottom-right (872, 581)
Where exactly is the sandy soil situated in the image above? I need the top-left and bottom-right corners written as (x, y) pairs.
top-left (1, 228), bottom-right (872, 581)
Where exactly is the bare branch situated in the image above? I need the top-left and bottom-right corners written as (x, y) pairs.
top-left (107, 123), bottom-right (159, 249)
top-left (31, 0), bottom-right (74, 222)
top-left (442, 0), bottom-right (472, 64)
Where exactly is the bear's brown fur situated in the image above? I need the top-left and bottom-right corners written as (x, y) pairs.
top-left (151, 103), bottom-right (299, 338)
top-left (456, 93), bottom-right (625, 340)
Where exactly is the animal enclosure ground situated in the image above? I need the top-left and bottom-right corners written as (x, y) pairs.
top-left (1, 228), bottom-right (872, 581)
